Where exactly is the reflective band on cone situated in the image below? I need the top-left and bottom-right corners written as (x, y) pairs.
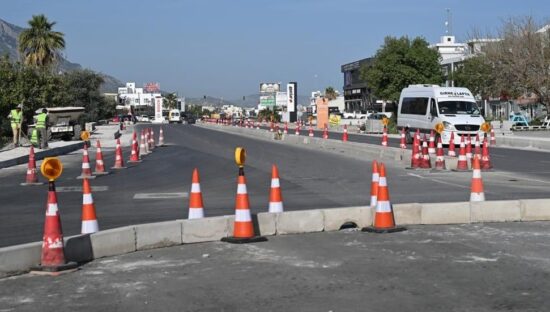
top-left (370, 161), bottom-right (379, 209)
top-left (428, 130), bottom-right (436, 154)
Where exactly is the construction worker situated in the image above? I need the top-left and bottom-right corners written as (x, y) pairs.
top-left (34, 108), bottom-right (49, 149)
top-left (7, 103), bottom-right (23, 147)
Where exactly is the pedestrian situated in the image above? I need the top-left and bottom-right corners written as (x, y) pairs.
top-left (34, 108), bottom-right (49, 149)
top-left (7, 103), bottom-right (23, 147)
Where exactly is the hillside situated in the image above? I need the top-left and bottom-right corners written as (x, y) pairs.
top-left (0, 18), bottom-right (122, 93)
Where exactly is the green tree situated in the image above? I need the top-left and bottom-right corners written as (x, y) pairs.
top-left (361, 36), bottom-right (443, 102)
top-left (18, 15), bottom-right (65, 68)
top-left (324, 86), bottom-right (338, 100)
top-left (163, 93), bottom-right (178, 110)
top-left (453, 55), bottom-right (496, 99)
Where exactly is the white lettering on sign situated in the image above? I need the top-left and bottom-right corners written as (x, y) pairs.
top-left (439, 91), bottom-right (472, 97)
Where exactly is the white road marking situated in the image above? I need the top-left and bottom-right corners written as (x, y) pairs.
top-left (406, 173), bottom-right (470, 189)
top-left (57, 186), bottom-right (109, 192)
top-left (133, 192), bottom-right (188, 199)
top-left (490, 172), bottom-right (550, 185)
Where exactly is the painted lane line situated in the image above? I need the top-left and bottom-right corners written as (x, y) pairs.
top-left (57, 186), bottom-right (109, 192)
top-left (406, 173), bottom-right (470, 190)
top-left (490, 173), bottom-right (550, 185)
top-left (133, 192), bottom-right (188, 199)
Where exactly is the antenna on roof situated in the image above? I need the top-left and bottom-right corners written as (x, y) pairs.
top-left (445, 8), bottom-right (453, 36)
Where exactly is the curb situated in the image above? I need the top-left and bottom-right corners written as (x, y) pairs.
top-left (1, 198), bottom-right (549, 277)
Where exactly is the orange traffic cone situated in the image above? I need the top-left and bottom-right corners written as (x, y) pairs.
top-left (448, 131), bottom-right (457, 157)
top-left (143, 129), bottom-right (150, 154)
top-left (421, 134), bottom-right (431, 169)
top-left (222, 167), bottom-right (267, 243)
top-left (128, 132), bottom-right (141, 163)
top-left (465, 134), bottom-right (473, 160)
top-left (428, 130), bottom-right (436, 154)
top-left (410, 129), bottom-right (421, 169)
top-left (31, 181), bottom-right (78, 274)
top-left (342, 125), bottom-right (349, 142)
top-left (77, 145), bottom-right (96, 179)
top-left (93, 140), bottom-right (109, 175)
top-left (381, 126), bottom-right (388, 146)
top-left (188, 168), bottom-right (205, 219)
top-left (480, 137), bottom-right (493, 171)
top-left (111, 138), bottom-right (126, 169)
top-left (150, 128), bottom-right (156, 150)
top-left (474, 134), bottom-right (481, 160)
top-left (308, 122), bottom-right (314, 137)
top-left (370, 160), bottom-right (379, 208)
top-left (470, 157), bottom-right (485, 202)
top-left (268, 164), bottom-right (284, 213)
top-left (283, 122), bottom-right (288, 135)
top-left (21, 146), bottom-right (43, 186)
top-left (490, 128), bottom-right (496, 146)
top-left (81, 178), bottom-right (99, 234)
top-left (270, 122), bottom-right (274, 132)
top-left (399, 128), bottom-right (406, 149)
top-left (456, 135), bottom-right (469, 171)
top-left (295, 122), bottom-right (300, 136)
top-left (362, 163), bottom-right (406, 233)
top-left (158, 127), bottom-right (165, 146)
top-left (434, 137), bottom-right (446, 170)
top-left (322, 124), bottom-right (328, 139)
top-left (139, 130), bottom-right (147, 156)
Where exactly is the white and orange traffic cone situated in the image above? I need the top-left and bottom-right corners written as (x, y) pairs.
top-left (150, 128), bottom-right (156, 150)
top-left (370, 160), bottom-right (379, 208)
top-left (480, 137), bottom-right (493, 171)
top-left (428, 130), bottom-right (436, 154)
top-left (362, 163), bottom-right (406, 233)
top-left (93, 140), bottom-right (109, 175)
top-left (111, 138), bottom-right (126, 169)
top-left (342, 125), bottom-right (349, 142)
top-left (410, 130), bottom-right (421, 169)
top-left (465, 134), bottom-right (472, 160)
top-left (308, 122), bottom-right (314, 137)
top-left (222, 167), bottom-right (267, 243)
top-left (322, 124), bottom-right (328, 139)
top-left (31, 181), bottom-right (78, 274)
top-left (381, 126), bottom-right (388, 147)
top-left (470, 157), bottom-right (485, 202)
top-left (21, 146), bottom-right (43, 186)
top-left (456, 135), bottom-right (469, 171)
top-left (81, 178), bottom-right (99, 234)
top-left (128, 132), bottom-right (141, 163)
top-left (268, 164), bottom-right (284, 213)
top-left (434, 136), bottom-right (446, 170)
top-left (158, 127), bottom-right (165, 146)
top-left (421, 134), bottom-right (431, 169)
top-left (448, 131), bottom-right (457, 157)
top-left (295, 122), bottom-right (300, 136)
top-left (474, 134), bottom-right (481, 160)
top-left (399, 128), bottom-right (406, 149)
top-left (144, 129), bottom-right (150, 154)
top-left (490, 127), bottom-right (496, 146)
top-left (139, 130), bottom-right (147, 157)
top-left (188, 168), bottom-right (205, 219)
top-left (270, 122), bottom-right (274, 132)
top-left (77, 145), bottom-right (95, 179)
top-left (283, 122), bottom-right (288, 135)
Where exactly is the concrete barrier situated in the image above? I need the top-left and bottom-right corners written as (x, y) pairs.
top-left (0, 141), bottom-right (84, 169)
top-left (421, 201), bottom-right (470, 224)
top-left (470, 200), bottom-right (521, 223)
top-left (393, 203), bottom-right (422, 225)
top-left (181, 216), bottom-right (233, 243)
top-left (520, 199), bottom-right (550, 221)
top-left (276, 210), bottom-right (324, 234)
top-left (90, 226), bottom-right (136, 259)
top-left (257, 212), bottom-right (278, 236)
top-left (135, 221), bottom-right (183, 250)
top-left (0, 242), bottom-right (41, 276)
top-left (322, 206), bottom-right (371, 231)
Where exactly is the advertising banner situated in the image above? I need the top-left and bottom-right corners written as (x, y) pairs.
top-left (154, 96), bottom-right (164, 123)
top-left (276, 92), bottom-right (288, 107)
top-left (287, 82), bottom-right (297, 113)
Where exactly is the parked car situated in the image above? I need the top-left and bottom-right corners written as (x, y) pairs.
top-left (367, 113), bottom-right (388, 120)
top-left (137, 115), bottom-right (150, 122)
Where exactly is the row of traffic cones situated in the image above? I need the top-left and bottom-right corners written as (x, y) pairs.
top-left (22, 127), bottom-right (166, 184)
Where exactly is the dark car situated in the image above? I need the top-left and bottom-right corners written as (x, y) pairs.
top-left (186, 116), bottom-right (196, 124)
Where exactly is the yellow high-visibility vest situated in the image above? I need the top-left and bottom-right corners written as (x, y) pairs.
top-left (10, 109), bottom-right (22, 127)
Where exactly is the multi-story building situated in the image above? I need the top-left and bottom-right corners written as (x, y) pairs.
top-left (340, 58), bottom-right (373, 113)
top-left (117, 82), bottom-right (162, 114)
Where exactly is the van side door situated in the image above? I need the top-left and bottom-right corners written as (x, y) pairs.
top-left (429, 98), bottom-right (439, 128)
top-left (399, 97), bottom-right (429, 131)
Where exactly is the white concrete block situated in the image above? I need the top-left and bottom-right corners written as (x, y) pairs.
top-left (421, 202), bottom-right (471, 224)
top-left (520, 199), bottom-right (550, 221)
top-left (470, 200), bottom-right (521, 223)
top-left (276, 210), bottom-right (324, 234)
top-left (322, 206), bottom-right (371, 231)
top-left (257, 212), bottom-right (277, 236)
top-left (182, 216), bottom-right (232, 243)
top-left (90, 226), bottom-right (136, 259)
top-left (135, 220), bottom-right (182, 250)
top-left (0, 242), bottom-right (41, 276)
top-left (393, 203), bottom-right (422, 225)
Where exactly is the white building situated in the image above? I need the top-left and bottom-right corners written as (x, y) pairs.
top-left (117, 82), bottom-right (162, 110)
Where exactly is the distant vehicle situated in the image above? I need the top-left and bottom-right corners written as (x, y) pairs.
top-left (137, 115), bottom-right (150, 122)
top-left (168, 109), bottom-right (182, 124)
top-left (36, 106), bottom-right (85, 141)
top-left (343, 110), bottom-right (372, 119)
top-left (367, 113), bottom-right (388, 120)
top-left (509, 113), bottom-right (529, 127)
top-left (397, 84), bottom-right (486, 144)
top-left (186, 115), bottom-right (196, 124)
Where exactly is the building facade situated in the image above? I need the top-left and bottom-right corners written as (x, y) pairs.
top-left (117, 82), bottom-right (162, 115)
top-left (340, 58), bottom-right (373, 113)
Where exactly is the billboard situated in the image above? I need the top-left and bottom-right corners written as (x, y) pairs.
top-left (276, 92), bottom-right (288, 107)
top-left (260, 95), bottom-right (276, 106)
top-left (259, 83), bottom-right (281, 94)
top-left (287, 82), bottom-right (297, 113)
top-left (154, 96), bottom-right (164, 123)
top-left (144, 82), bottom-right (160, 93)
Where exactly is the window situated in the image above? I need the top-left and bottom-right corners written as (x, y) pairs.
top-left (438, 101), bottom-right (480, 115)
top-left (401, 97), bottom-right (429, 115)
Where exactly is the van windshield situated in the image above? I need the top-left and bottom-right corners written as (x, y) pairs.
top-left (438, 101), bottom-right (480, 115)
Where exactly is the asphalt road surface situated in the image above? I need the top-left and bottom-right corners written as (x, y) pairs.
top-left (0, 124), bottom-right (549, 247)
top-left (1, 222), bottom-right (549, 311)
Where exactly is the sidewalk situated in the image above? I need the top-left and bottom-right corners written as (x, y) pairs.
top-left (0, 124), bottom-right (133, 169)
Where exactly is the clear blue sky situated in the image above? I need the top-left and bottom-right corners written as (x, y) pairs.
top-left (3, 0), bottom-right (549, 99)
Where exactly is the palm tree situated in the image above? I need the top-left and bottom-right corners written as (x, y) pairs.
top-left (18, 15), bottom-right (65, 68)
top-left (163, 93), bottom-right (178, 110)
top-left (325, 86), bottom-right (338, 101)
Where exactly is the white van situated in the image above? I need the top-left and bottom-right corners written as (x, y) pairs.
top-left (397, 85), bottom-right (486, 144)
top-left (168, 109), bottom-right (182, 124)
